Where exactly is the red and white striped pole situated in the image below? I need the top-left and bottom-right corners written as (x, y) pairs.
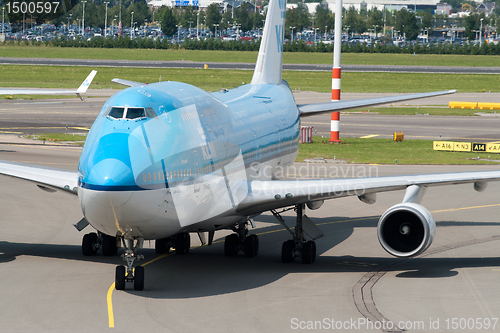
top-left (331, 67), bottom-right (341, 101)
top-left (332, 0), bottom-right (342, 102)
top-left (328, 112), bottom-right (341, 143)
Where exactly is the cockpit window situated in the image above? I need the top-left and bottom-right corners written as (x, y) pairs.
top-left (126, 107), bottom-right (146, 119)
top-left (105, 107), bottom-right (153, 120)
top-left (108, 107), bottom-right (125, 119)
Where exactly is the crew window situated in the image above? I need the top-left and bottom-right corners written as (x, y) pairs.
top-left (126, 107), bottom-right (146, 119)
top-left (108, 107), bottom-right (125, 119)
top-left (147, 108), bottom-right (157, 118)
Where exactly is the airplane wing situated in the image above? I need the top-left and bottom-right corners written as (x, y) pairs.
top-left (0, 70), bottom-right (97, 100)
top-left (0, 160), bottom-right (79, 195)
top-left (298, 90), bottom-right (456, 117)
top-left (111, 78), bottom-right (145, 87)
top-left (236, 170), bottom-right (500, 215)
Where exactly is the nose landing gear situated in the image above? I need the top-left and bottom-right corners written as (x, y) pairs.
top-left (115, 237), bottom-right (145, 291)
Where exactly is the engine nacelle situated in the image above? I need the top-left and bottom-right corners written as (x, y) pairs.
top-left (377, 203), bottom-right (436, 258)
top-left (307, 200), bottom-right (324, 210)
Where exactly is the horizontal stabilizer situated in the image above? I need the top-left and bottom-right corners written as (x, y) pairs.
top-left (111, 78), bottom-right (145, 87)
top-left (298, 90), bottom-right (457, 117)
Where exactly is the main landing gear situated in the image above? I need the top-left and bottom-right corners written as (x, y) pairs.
top-left (224, 223), bottom-right (259, 258)
top-left (115, 237), bottom-right (145, 291)
top-left (82, 232), bottom-right (118, 256)
top-left (155, 233), bottom-right (191, 255)
top-left (272, 204), bottom-right (317, 264)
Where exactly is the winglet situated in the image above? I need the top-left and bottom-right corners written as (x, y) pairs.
top-left (76, 70), bottom-right (97, 94)
top-left (250, 0), bottom-right (286, 85)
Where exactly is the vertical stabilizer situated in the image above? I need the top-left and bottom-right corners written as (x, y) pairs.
top-left (250, 0), bottom-right (286, 85)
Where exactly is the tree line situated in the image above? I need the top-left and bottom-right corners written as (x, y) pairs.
top-left (5, 35), bottom-right (500, 55)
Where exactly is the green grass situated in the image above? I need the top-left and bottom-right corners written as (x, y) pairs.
top-left (26, 133), bottom-right (87, 145)
top-left (1, 65), bottom-right (498, 94)
top-left (296, 137), bottom-right (500, 165)
top-left (2, 45), bottom-right (500, 67)
top-left (23, 133), bottom-right (500, 164)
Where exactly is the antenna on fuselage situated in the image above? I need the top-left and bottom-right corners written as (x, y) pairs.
top-left (159, 75), bottom-right (162, 82)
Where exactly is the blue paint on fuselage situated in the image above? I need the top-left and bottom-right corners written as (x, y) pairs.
top-left (78, 81), bottom-right (300, 191)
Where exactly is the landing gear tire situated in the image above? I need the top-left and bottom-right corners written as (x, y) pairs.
top-left (302, 240), bottom-right (316, 264)
top-left (224, 234), bottom-right (239, 257)
top-left (175, 233), bottom-right (190, 254)
top-left (244, 234), bottom-right (259, 258)
top-left (102, 234), bottom-right (118, 256)
top-left (134, 266), bottom-right (145, 291)
top-left (155, 238), bottom-right (171, 254)
top-left (281, 240), bottom-right (295, 263)
top-left (82, 232), bottom-right (98, 256)
top-left (115, 266), bottom-right (126, 290)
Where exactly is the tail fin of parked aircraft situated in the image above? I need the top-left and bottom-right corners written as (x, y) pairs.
top-left (250, 0), bottom-right (287, 85)
top-left (76, 70), bottom-right (98, 94)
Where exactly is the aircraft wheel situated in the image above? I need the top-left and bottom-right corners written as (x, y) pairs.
top-left (155, 238), bottom-right (170, 254)
top-left (302, 241), bottom-right (316, 264)
top-left (134, 266), bottom-right (145, 291)
top-left (281, 240), bottom-right (295, 263)
top-left (224, 234), bottom-right (239, 256)
top-left (175, 233), bottom-right (190, 254)
top-left (102, 234), bottom-right (118, 256)
top-left (115, 266), bottom-right (126, 290)
top-left (82, 232), bottom-right (98, 256)
top-left (244, 234), bottom-right (259, 258)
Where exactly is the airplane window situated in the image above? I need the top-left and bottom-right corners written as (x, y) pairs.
top-left (148, 173), bottom-right (151, 182)
top-left (143, 173), bottom-right (146, 182)
top-left (153, 173), bottom-right (157, 181)
top-left (126, 107), bottom-right (146, 119)
top-left (108, 107), bottom-right (125, 119)
top-left (148, 108), bottom-right (157, 118)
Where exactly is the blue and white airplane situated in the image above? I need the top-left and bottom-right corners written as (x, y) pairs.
top-left (1, 0), bottom-right (500, 291)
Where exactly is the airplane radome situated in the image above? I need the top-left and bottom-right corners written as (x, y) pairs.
top-left (0, 0), bottom-right (499, 291)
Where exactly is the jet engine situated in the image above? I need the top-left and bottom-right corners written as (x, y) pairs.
top-left (377, 202), bottom-right (436, 258)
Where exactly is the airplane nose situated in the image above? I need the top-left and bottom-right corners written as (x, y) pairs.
top-left (87, 158), bottom-right (135, 188)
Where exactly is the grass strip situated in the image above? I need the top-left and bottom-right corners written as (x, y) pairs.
top-left (25, 133), bottom-right (87, 146)
top-left (22, 133), bottom-right (500, 165)
top-left (0, 65), bottom-right (498, 94)
top-left (297, 137), bottom-right (500, 165)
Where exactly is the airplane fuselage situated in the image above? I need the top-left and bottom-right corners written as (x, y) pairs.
top-left (78, 81), bottom-right (300, 240)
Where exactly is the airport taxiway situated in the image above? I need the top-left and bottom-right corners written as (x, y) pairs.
top-left (0, 94), bottom-right (499, 332)
top-left (2, 57), bottom-right (500, 74)
top-left (1, 92), bottom-right (500, 142)
top-left (0, 142), bottom-right (499, 332)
